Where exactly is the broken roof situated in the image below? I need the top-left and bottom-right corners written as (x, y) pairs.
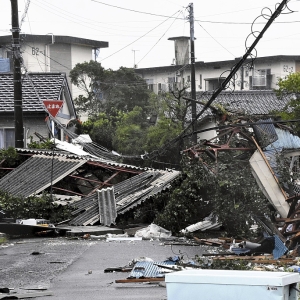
top-left (69, 169), bottom-right (180, 226)
top-left (0, 155), bottom-right (86, 198)
top-left (0, 150), bottom-right (148, 198)
top-left (0, 72), bottom-right (75, 116)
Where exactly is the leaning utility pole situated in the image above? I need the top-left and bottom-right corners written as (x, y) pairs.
top-left (189, 3), bottom-right (197, 144)
top-left (11, 0), bottom-right (24, 148)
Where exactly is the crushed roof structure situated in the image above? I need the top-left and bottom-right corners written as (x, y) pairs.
top-left (69, 169), bottom-right (180, 226)
top-left (0, 145), bottom-right (180, 225)
top-left (0, 150), bottom-right (145, 198)
top-left (0, 72), bottom-right (76, 117)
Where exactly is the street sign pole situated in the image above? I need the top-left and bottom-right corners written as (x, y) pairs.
top-left (42, 100), bottom-right (64, 201)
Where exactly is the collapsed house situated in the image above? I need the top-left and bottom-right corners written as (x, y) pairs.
top-left (183, 89), bottom-right (300, 246)
top-left (0, 132), bottom-right (180, 226)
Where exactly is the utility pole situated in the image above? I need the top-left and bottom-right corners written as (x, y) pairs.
top-left (11, 0), bottom-right (24, 148)
top-left (189, 3), bottom-right (197, 144)
top-left (132, 49), bottom-right (139, 68)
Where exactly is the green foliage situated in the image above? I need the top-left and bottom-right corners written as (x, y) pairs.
top-left (0, 147), bottom-right (19, 166)
top-left (70, 61), bottom-right (151, 117)
top-left (103, 67), bottom-right (150, 113)
top-left (153, 158), bottom-right (213, 233)
top-left (0, 190), bottom-right (72, 224)
top-left (275, 72), bottom-right (300, 134)
top-left (113, 107), bottom-right (148, 155)
top-left (0, 236), bottom-right (7, 244)
top-left (70, 60), bottom-right (108, 117)
top-left (81, 110), bottom-right (122, 149)
top-left (145, 117), bottom-right (182, 151)
top-left (149, 152), bottom-right (269, 238)
top-left (277, 72), bottom-right (300, 95)
top-left (27, 136), bottom-right (53, 149)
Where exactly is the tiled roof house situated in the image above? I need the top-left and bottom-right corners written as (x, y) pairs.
top-left (0, 72), bottom-right (77, 149)
top-left (193, 90), bottom-right (291, 142)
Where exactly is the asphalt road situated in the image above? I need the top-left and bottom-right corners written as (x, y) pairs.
top-left (0, 237), bottom-right (210, 300)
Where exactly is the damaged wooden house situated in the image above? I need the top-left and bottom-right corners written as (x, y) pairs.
top-left (0, 121), bottom-right (180, 226)
top-left (183, 89), bottom-right (300, 246)
top-left (0, 71), bottom-right (180, 227)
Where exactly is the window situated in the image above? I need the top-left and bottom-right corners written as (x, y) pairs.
top-left (145, 78), bottom-right (154, 91)
top-left (249, 69), bottom-right (272, 90)
top-left (204, 77), bottom-right (226, 91)
top-left (168, 77), bottom-right (176, 91)
top-left (0, 128), bottom-right (15, 149)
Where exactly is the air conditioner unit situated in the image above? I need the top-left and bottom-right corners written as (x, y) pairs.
top-left (253, 75), bottom-right (266, 86)
top-left (252, 69), bottom-right (270, 87)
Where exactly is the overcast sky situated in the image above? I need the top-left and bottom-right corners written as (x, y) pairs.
top-left (1, 0), bottom-right (299, 70)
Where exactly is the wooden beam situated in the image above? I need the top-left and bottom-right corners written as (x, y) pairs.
top-left (115, 278), bottom-right (164, 283)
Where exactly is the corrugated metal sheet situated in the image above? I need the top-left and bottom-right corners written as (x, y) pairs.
top-left (265, 128), bottom-right (300, 150)
top-left (69, 169), bottom-right (180, 225)
top-left (129, 261), bottom-right (176, 279)
top-left (98, 187), bottom-right (117, 226)
top-left (116, 170), bottom-right (181, 214)
top-left (0, 155), bottom-right (86, 198)
top-left (70, 203), bottom-right (100, 226)
top-left (16, 148), bottom-right (146, 171)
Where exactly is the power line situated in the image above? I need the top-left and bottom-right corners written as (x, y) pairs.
top-left (20, 0), bottom-right (31, 29)
top-left (99, 10), bottom-right (182, 62)
top-left (91, 0), bottom-right (300, 24)
top-left (197, 21), bottom-right (236, 58)
top-left (137, 10), bottom-right (183, 65)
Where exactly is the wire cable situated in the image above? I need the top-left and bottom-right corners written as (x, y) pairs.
top-left (197, 21), bottom-right (236, 58)
top-left (99, 10), bottom-right (182, 62)
top-left (137, 10), bottom-right (184, 66)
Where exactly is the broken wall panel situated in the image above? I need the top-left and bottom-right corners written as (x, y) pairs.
top-left (250, 150), bottom-right (290, 218)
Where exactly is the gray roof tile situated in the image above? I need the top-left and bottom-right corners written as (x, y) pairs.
top-left (0, 73), bottom-right (66, 113)
top-left (196, 90), bottom-right (289, 117)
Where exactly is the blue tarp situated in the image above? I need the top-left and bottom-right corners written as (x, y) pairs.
top-left (0, 58), bottom-right (10, 72)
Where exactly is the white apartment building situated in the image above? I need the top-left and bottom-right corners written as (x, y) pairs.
top-left (0, 34), bottom-right (108, 112)
top-left (135, 37), bottom-right (300, 94)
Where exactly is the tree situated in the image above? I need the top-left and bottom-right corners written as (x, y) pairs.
top-left (69, 61), bottom-right (151, 117)
top-left (143, 87), bottom-right (191, 168)
top-left (113, 106), bottom-right (148, 155)
top-left (81, 109), bottom-right (122, 150)
top-left (148, 152), bottom-right (269, 237)
top-left (276, 72), bottom-right (300, 134)
top-left (69, 60), bottom-right (108, 117)
top-left (103, 67), bottom-right (151, 113)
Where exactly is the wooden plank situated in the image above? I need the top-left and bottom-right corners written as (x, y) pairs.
top-left (115, 278), bottom-right (164, 283)
top-left (0, 291), bottom-right (53, 299)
